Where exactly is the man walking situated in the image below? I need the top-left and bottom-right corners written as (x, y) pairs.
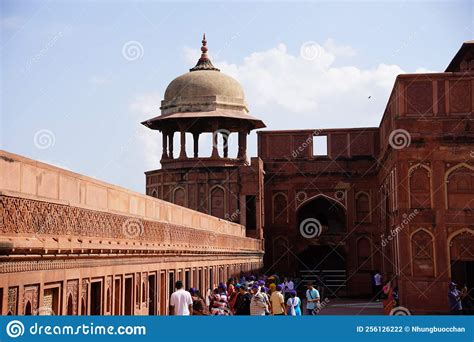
top-left (169, 280), bottom-right (193, 315)
top-left (270, 285), bottom-right (286, 315)
top-left (250, 284), bottom-right (268, 316)
top-left (305, 282), bottom-right (320, 315)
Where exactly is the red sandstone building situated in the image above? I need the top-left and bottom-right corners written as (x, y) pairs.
top-left (1, 38), bottom-right (473, 315)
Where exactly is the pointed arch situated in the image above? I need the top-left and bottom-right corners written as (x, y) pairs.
top-left (445, 163), bottom-right (474, 209)
top-left (445, 163), bottom-right (474, 180)
top-left (172, 186), bottom-right (186, 207)
top-left (24, 300), bottom-right (32, 315)
top-left (272, 192), bottom-right (288, 224)
top-left (273, 235), bottom-right (289, 250)
top-left (447, 228), bottom-right (474, 283)
top-left (150, 189), bottom-right (158, 198)
top-left (297, 193), bottom-right (346, 211)
top-left (297, 193), bottom-right (347, 235)
top-left (410, 228), bottom-right (436, 277)
top-left (355, 191), bottom-right (371, 222)
top-left (67, 293), bottom-right (74, 315)
top-left (408, 163), bottom-right (432, 209)
top-left (209, 185), bottom-right (226, 219)
top-left (448, 228), bottom-right (474, 261)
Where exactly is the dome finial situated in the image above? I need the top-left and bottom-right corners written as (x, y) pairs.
top-left (201, 33), bottom-right (208, 55)
top-left (190, 33), bottom-right (220, 72)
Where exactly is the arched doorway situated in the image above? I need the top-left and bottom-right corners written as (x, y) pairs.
top-left (24, 301), bottom-right (32, 315)
top-left (449, 230), bottom-right (474, 291)
top-left (296, 195), bottom-right (347, 296)
top-left (67, 294), bottom-right (74, 315)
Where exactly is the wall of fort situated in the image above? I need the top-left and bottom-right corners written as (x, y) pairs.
top-left (376, 71), bottom-right (474, 313)
top-left (0, 151), bottom-right (263, 315)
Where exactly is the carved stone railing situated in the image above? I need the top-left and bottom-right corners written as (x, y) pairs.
top-left (0, 195), bottom-right (263, 255)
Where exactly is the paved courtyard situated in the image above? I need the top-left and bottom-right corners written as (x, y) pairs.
top-left (317, 299), bottom-right (384, 315)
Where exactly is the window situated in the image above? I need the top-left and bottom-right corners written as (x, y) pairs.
top-left (313, 135), bottom-right (328, 156)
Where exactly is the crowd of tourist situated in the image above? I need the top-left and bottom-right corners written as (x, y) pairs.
top-left (169, 273), bottom-right (323, 316)
top-left (169, 272), bottom-right (474, 315)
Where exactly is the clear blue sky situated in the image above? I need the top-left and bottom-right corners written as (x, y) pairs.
top-left (1, 0), bottom-right (472, 192)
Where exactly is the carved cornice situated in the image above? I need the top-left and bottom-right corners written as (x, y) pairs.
top-left (0, 253), bottom-right (263, 274)
top-left (0, 195), bottom-right (263, 256)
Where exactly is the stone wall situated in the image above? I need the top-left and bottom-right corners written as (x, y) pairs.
top-left (377, 70), bottom-right (474, 314)
top-left (0, 150), bottom-right (263, 315)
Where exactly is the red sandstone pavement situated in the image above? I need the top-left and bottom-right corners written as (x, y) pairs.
top-left (311, 298), bottom-right (384, 315)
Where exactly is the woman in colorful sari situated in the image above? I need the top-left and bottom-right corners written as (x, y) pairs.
top-left (210, 283), bottom-right (231, 315)
top-left (228, 283), bottom-right (239, 314)
top-left (383, 280), bottom-right (396, 315)
top-left (286, 290), bottom-right (301, 316)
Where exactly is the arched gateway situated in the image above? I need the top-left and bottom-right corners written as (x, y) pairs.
top-left (296, 195), bottom-right (347, 296)
top-left (449, 229), bottom-right (474, 290)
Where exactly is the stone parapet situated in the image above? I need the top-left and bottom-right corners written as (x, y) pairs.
top-left (0, 150), bottom-right (248, 239)
top-left (0, 194), bottom-right (263, 257)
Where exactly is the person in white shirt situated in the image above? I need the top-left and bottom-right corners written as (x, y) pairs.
top-left (169, 280), bottom-right (193, 315)
top-left (250, 285), bottom-right (267, 316)
top-left (305, 282), bottom-right (320, 315)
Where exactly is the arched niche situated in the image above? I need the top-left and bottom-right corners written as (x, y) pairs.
top-left (272, 192), bottom-right (288, 224)
top-left (355, 191), bottom-right (371, 223)
top-left (409, 164), bottom-right (432, 209)
top-left (410, 228), bottom-right (435, 277)
top-left (172, 187), bottom-right (186, 207)
top-left (210, 185), bottom-right (225, 219)
top-left (445, 163), bottom-right (474, 209)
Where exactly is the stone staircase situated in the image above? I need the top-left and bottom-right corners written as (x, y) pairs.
top-left (300, 269), bottom-right (347, 297)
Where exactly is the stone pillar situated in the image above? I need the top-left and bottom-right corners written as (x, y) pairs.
top-left (222, 131), bottom-right (229, 158)
top-left (161, 132), bottom-right (168, 160)
top-left (193, 133), bottom-right (199, 158)
top-left (238, 130), bottom-right (247, 160)
top-left (168, 132), bottom-right (174, 159)
top-left (211, 128), bottom-right (219, 159)
top-left (179, 130), bottom-right (187, 159)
